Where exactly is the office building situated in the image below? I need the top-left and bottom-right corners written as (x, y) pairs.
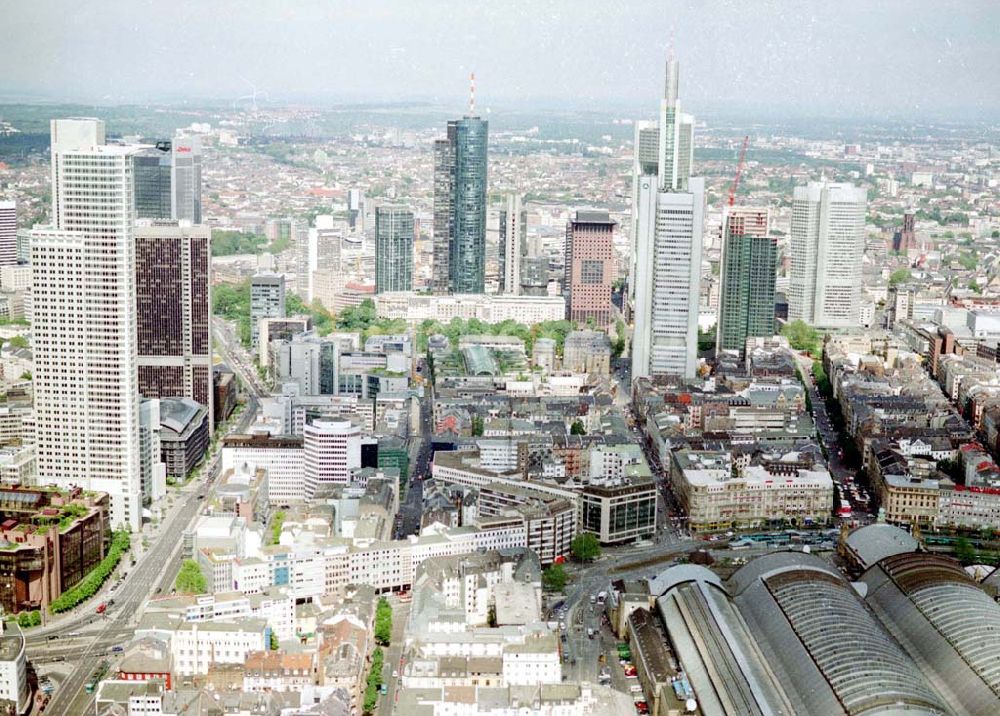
top-left (303, 420), bottom-right (362, 498)
top-left (375, 205), bottom-right (414, 293)
top-left (788, 181), bottom-right (867, 328)
top-left (499, 194), bottom-right (526, 295)
top-left (31, 118), bottom-right (142, 529)
top-left (250, 273), bottom-right (285, 348)
top-left (433, 115), bottom-right (488, 294)
top-left (716, 207), bottom-right (776, 355)
top-left (565, 210), bottom-right (615, 327)
top-left (133, 136), bottom-right (202, 223)
top-left (134, 221), bottom-right (213, 420)
top-left (632, 176), bottom-right (704, 380)
top-left (0, 201), bottom-right (15, 267)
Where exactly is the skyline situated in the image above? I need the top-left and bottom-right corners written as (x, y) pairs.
top-left (3, 1), bottom-right (999, 120)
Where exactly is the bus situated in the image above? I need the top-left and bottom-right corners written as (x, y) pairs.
top-left (84, 660), bottom-right (109, 694)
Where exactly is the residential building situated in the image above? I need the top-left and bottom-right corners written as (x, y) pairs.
top-left (136, 614), bottom-right (268, 677)
top-left (716, 207), bottom-right (776, 355)
top-left (788, 181), bottom-right (867, 328)
top-left (375, 205), bottom-right (414, 293)
top-left (250, 273), bottom-right (285, 348)
top-left (31, 118), bottom-right (142, 529)
top-left (631, 176), bottom-right (705, 380)
top-left (499, 195), bottom-right (526, 295)
top-left (565, 210), bottom-right (616, 327)
top-left (134, 221), bottom-right (213, 421)
top-left (434, 115), bottom-right (488, 294)
top-left (0, 623), bottom-right (27, 715)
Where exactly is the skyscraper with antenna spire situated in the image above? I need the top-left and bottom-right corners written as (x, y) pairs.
top-left (433, 73), bottom-right (488, 293)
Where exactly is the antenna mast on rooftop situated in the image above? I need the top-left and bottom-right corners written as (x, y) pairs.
top-left (469, 72), bottom-right (476, 115)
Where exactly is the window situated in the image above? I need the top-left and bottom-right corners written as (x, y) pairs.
top-left (580, 260), bottom-right (604, 285)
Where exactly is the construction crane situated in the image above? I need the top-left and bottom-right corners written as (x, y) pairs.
top-left (727, 135), bottom-right (750, 207)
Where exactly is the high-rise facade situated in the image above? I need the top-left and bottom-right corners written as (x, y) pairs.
top-left (433, 116), bottom-right (488, 294)
top-left (133, 137), bottom-right (202, 223)
top-left (629, 54), bottom-right (695, 313)
top-left (632, 177), bottom-right (704, 380)
top-left (31, 118), bottom-right (142, 530)
top-left (375, 206), bottom-right (414, 293)
top-left (134, 220), bottom-right (213, 425)
top-left (565, 211), bottom-right (616, 328)
top-left (250, 273), bottom-right (286, 347)
top-left (716, 207), bottom-right (777, 355)
top-left (499, 195), bottom-right (526, 295)
top-left (788, 181), bottom-right (867, 328)
top-left (0, 201), bottom-right (18, 267)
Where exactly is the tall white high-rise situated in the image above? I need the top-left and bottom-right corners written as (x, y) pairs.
top-left (0, 201), bottom-right (15, 267)
top-left (499, 194), bottom-right (526, 295)
top-left (788, 181), bottom-right (867, 328)
top-left (632, 176), bottom-right (704, 380)
top-left (303, 419), bottom-right (361, 498)
top-left (31, 118), bottom-right (142, 530)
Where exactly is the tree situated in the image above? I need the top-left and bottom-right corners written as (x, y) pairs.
top-left (270, 631), bottom-right (279, 650)
top-left (7, 335), bottom-right (29, 350)
top-left (175, 559), bottom-right (208, 595)
top-left (374, 597), bottom-right (392, 646)
top-left (471, 415), bottom-right (484, 437)
top-left (363, 647), bottom-right (384, 713)
top-left (781, 320), bottom-right (821, 355)
top-left (954, 537), bottom-right (976, 565)
top-left (542, 563), bottom-right (567, 592)
top-left (571, 533), bottom-right (601, 562)
top-left (570, 420), bottom-right (586, 436)
top-left (888, 268), bottom-right (911, 286)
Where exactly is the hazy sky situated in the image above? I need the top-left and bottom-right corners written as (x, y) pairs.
top-left (4, 0), bottom-right (998, 119)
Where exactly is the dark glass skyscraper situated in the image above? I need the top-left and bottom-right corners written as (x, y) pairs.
top-left (716, 208), bottom-right (777, 356)
top-left (375, 205), bottom-right (414, 293)
top-left (133, 137), bottom-right (202, 223)
top-left (433, 116), bottom-right (488, 293)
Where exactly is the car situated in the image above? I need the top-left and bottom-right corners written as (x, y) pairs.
top-left (635, 701), bottom-right (649, 714)
top-left (392, 670), bottom-right (398, 678)
top-left (96, 602), bottom-right (107, 614)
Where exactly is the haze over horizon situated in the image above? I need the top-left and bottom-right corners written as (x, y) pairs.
top-left (4, 0), bottom-right (999, 121)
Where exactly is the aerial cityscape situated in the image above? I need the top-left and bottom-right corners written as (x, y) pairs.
top-left (0, 1), bottom-right (999, 715)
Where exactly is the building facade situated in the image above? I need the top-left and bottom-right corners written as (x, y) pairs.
top-left (134, 221), bottom-right (213, 420)
top-left (565, 210), bottom-right (616, 328)
top-left (303, 420), bottom-right (362, 498)
top-left (631, 176), bottom-right (704, 380)
top-left (0, 201), bottom-right (15, 267)
top-left (716, 207), bottom-right (776, 355)
top-left (375, 205), bottom-right (414, 294)
top-left (788, 181), bottom-right (867, 328)
top-left (31, 118), bottom-right (142, 529)
top-left (433, 116), bottom-right (488, 294)
top-left (499, 194), bottom-right (526, 295)
top-left (250, 273), bottom-right (286, 348)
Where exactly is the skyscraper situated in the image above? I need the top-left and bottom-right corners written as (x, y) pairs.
top-left (629, 53), bottom-right (695, 312)
top-left (250, 273), bottom-right (286, 348)
top-left (134, 220), bottom-right (213, 425)
top-left (788, 181), bottom-right (867, 328)
top-left (303, 419), bottom-right (361, 498)
top-left (632, 177), bottom-right (705, 380)
top-left (716, 207), bottom-right (777, 355)
top-left (375, 205), bottom-right (414, 293)
top-left (133, 136), bottom-right (202, 223)
top-left (31, 118), bottom-right (142, 530)
top-left (0, 201), bottom-right (15, 267)
top-left (565, 210), bottom-right (616, 327)
top-left (433, 115), bottom-right (488, 293)
top-left (499, 194), bottom-right (526, 295)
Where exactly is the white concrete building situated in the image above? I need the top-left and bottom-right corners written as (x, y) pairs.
top-left (788, 181), bottom-right (867, 328)
top-left (631, 175), bottom-right (704, 380)
top-left (374, 292), bottom-right (566, 325)
top-left (138, 615), bottom-right (268, 676)
top-left (0, 623), bottom-right (27, 715)
top-left (499, 194), bottom-right (525, 295)
top-left (250, 272), bottom-right (285, 347)
top-left (31, 118), bottom-right (143, 529)
top-left (303, 420), bottom-right (362, 497)
top-left (221, 434), bottom-right (304, 506)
